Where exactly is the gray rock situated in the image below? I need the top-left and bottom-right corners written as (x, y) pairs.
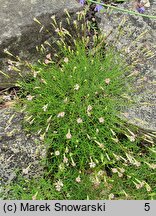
top-left (0, 108), bottom-right (46, 190)
top-left (96, 0), bottom-right (156, 131)
top-left (0, 0), bottom-right (81, 89)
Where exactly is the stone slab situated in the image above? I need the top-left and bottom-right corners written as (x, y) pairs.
top-left (0, 108), bottom-right (46, 192)
top-left (0, 0), bottom-right (81, 89)
top-left (96, 0), bottom-right (156, 131)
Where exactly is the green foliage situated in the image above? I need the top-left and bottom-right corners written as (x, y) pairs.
top-left (3, 8), bottom-right (156, 200)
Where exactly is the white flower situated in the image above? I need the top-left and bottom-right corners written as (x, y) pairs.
top-left (118, 172), bottom-right (123, 178)
top-left (128, 135), bottom-right (136, 142)
top-left (46, 53), bottom-right (51, 60)
top-left (74, 84), bottom-right (80, 90)
top-left (75, 176), bottom-right (81, 183)
top-left (3, 95), bottom-right (11, 101)
top-left (51, 15), bottom-right (56, 20)
top-left (96, 129), bottom-right (99, 134)
top-left (40, 78), bottom-right (47, 84)
top-left (112, 168), bottom-right (118, 173)
top-left (63, 157), bottom-right (68, 164)
top-left (44, 59), bottom-right (51, 64)
top-left (26, 95), bottom-right (34, 101)
top-left (98, 170), bottom-right (104, 176)
top-left (55, 151), bottom-right (60, 156)
top-left (109, 193), bottom-right (114, 200)
top-left (42, 104), bottom-right (48, 112)
top-left (87, 105), bottom-right (92, 116)
top-left (105, 78), bottom-right (111, 85)
top-left (22, 167), bottom-right (29, 175)
top-left (134, 161), bottom-right (141, 167)
top-left (66, 129), bottom-right (72, 139)
top-left (148, 163), bottom-right (156, 169)
top-left (64, 57), bottom-right (69, 63)
top-left (4, 48), bottom-right (8, 53)
top-left (57, 112), bottom-right (65, 118)
top-left (70, 156), bottom-right (76, 167)
top-left (63, 155), bottom-right (68, 164)
top-left (77, 118), bottom-right (83, 124)
top-left (98, 117), bottom-right (104, 123)
top-left (33, 70), bottom-right (38, 78)
top-left (119, 168), bottom-right (125, 173)
top-left (8, 59), bottom-right (13, 65)
top-left (89, 161), bottom-right (96, 168)
top-left (55, 28), bottom-right (60, 33)
top-left (22, 165), bottom-right (31, 175)
top-left (87, 105), bottom-right (92, 112)
top-left (54, 180), bottom-right (63, 191)
top-left (136, 183), bottom-right (142, 190)
top-left (8, 65), bottom-right (13, 71)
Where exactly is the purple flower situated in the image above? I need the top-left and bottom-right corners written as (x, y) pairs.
top-left (137, 6), bottom-right (145, 13)
top-left (94, 4), bottom-right (103, 12)
top-left (79, 0), bottom-right (85, 5)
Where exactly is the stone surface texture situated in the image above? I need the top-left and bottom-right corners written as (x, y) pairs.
top-left (0, 107), bottom-right (46, 198)
top-left (96, 0), bottom-right (156, 131)
top-left (0, 0), bottom-right (81, 89)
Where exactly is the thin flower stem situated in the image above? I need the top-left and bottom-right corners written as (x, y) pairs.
top-left (87, 0), bottom-right (156, 19)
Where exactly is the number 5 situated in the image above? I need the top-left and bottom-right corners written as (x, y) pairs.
top-left (144, 203), bottom-right (150, 211)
